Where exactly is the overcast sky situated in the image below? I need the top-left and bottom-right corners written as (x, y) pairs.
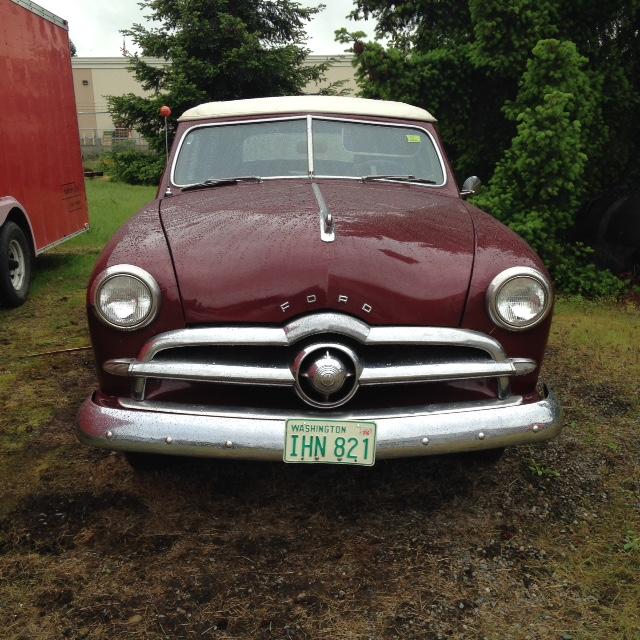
top-left (40, 1), bottom-right (378, 56)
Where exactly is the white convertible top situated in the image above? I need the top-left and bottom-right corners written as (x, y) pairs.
top-left (178, 95), bottom-right (436, 122)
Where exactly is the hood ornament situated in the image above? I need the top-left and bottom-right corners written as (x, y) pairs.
top-left (312, 183), bottom-right (335, 243)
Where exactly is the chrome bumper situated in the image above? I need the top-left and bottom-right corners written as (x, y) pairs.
top-left (76, 389), bottom-right (562, 461)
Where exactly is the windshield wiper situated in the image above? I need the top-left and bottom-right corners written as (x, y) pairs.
top-left (181, 176), bottom-right (262, 192)
top-left (361, 174), bottom-right (437, 185)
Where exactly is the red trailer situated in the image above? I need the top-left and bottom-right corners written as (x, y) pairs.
top-left (0, 0), bottom-right (89, 307)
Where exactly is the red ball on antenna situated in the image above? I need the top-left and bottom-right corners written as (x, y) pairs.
top-left (159, 105), bottom-right (172, 118)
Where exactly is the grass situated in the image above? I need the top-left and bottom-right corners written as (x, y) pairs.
top-left (4, 180), bottom-right (155, 354)
top-left (29, 180), bottom-right (156, 302)
top-left (0, 180), bottom-right (639, 639)
top-left (0, 179), bottom-right (154, 460)
top-left (533, 298), bottom-right (640, 640)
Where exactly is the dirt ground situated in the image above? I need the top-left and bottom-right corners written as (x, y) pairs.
top-left (0, 296), bottom-right (639, 640)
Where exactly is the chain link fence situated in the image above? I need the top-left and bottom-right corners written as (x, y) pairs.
top-left (80, 128), bottom-right (150, 159)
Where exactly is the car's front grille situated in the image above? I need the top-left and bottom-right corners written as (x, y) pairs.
top-left (103, 312), bottom-right (536, 410)
top-left (139, 377), bottom-right (502, 413)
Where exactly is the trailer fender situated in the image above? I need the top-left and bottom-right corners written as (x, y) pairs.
top-left (0, 197), bottom-right (36, 254)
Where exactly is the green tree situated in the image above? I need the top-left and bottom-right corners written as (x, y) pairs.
top-left (341, 0), bottom-right (639, 294)
top-left (476, 39), bottom-right (596, 227)
top-left (472, 40), bottom-right (626, 295)
top-left (108, 0), bottom-right (328, 154)
top-left (344, 0), bottom-right (640, 190)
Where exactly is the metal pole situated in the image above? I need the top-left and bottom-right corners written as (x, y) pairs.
top-left (164, 117), bottom-right (169, 161)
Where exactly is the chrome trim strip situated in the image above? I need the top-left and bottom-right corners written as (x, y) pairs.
top-left (124, 361), bottom-right (294, 386)
top-left (312, 183), bottom-right (335, 242)
top-left (76, 388), bottom-right (562, 460)
top-left (486, 267), bottom-right (553, 332)
top-left (138, 326), bottom-right (288, 362)
top-left (366, 325), bottom-right (506, 361)
top-left (359, 359), bottom-right (535, 385)
top-left (108, 357), bottom-right (534, 387)
top-left (103, 359), bottom-right (134, 376)
top-left (306, 115), bottom-right (314, 177)
top-left (366, 325), bottom-right (510, 399)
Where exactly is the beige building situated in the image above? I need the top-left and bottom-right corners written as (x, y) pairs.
top-left (304, 54), bottom-right (358, 95)
top-left (71, 55), bottom-right (357, 153)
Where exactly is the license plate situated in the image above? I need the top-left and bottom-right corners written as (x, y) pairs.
top-left (284, 419), bottom-right (377, 466)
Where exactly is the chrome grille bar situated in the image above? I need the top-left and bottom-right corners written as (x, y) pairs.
top-left (105, 359), bottom-right (294, 386)
top-left (106, 356), bottom-right (534, 387)
top-left (359, 358), bottom-right (535, 385)
top-left (110, 313), bottom-right (529, 402)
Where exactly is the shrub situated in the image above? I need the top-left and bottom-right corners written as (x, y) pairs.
top-left (473, 40), bottom-right (626, 296)
top-left (552, 245), bottom-right (628, 298)
top-left (99, 150), bottom-right (165, 186)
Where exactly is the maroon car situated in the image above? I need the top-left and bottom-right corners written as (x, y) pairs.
top-left (77, 96), bottom-right (562, 468)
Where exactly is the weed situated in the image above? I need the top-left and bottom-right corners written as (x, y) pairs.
top-left (623, 532), bottom-right (640, 554)
top-left (528, 459), bottom-right (561, 478)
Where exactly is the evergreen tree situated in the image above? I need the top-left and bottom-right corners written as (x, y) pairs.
top-left (108, 0), bottom-right (328, 153)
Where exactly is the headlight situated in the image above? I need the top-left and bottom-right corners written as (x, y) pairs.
top-left (486, 267), bottom-right (552, 331)
top-left (92, 265), bottom-right (160, 330)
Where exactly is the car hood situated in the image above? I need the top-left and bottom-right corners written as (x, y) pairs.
top-left (159, 180), bottom-right (475, 325)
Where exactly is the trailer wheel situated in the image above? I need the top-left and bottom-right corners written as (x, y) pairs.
top-left (0, 221), bottom-right (32, 307)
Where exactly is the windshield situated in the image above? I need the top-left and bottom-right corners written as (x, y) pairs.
top-left (172, 117), bottom-right (445, 186)
top-left (312, 119), bottom-right (444, 183)
top-left (173, 119), bottom-right (308, 185)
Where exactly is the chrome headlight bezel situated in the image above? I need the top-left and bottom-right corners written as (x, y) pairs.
top-left (91, 264), bottom-right (160, 331)
top-left (486, 266), bottom-right (553, 332)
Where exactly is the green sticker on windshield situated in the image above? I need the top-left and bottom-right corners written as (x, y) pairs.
top-left (406, 134), bottom-right (421, 143)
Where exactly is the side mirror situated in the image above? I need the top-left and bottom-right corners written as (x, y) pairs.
top-left (460, 175), bottom-right (482, 199)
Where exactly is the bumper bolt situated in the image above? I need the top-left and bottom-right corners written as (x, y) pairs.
top-left (421, 437), bottom-right (429, 446)
top-left (478, 432), bottom-right (486, 440)
top-left (105, 430), bottom-right (113, 439)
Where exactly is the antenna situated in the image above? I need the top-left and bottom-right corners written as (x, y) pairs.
top-left (159, 105), bottom-right (172, 161)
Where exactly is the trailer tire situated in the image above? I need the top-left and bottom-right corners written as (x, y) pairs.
top-left (0, 221), bottom-right (32, 307)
